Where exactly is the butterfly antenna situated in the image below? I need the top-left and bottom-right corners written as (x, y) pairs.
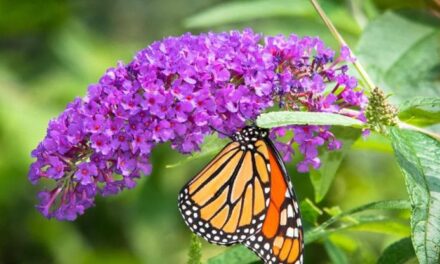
top-left (250, 118), bottom-right (257, 127)
top-left (209, 125), bottom-right (230, 138)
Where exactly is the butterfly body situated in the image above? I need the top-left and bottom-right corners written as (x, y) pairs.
top-left (178, 126), bottom-right (303, 264)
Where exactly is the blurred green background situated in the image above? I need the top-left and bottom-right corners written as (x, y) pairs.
top-left (0, 0), bottom-right (438, 263)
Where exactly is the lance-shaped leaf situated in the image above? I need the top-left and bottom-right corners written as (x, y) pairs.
top-left (184, 0), bottom-right (360, 35)
top-left (390, 128), bottom-right (440, 264)
top-left (300, 198), bottom-right (323, 226)
top-left (256, 111), bottom-right (364, 128)
top-left (398, 97), bottom-right (440, 126)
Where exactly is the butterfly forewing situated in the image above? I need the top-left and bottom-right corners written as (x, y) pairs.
top-left (178, 139), bottom-right (271, 245)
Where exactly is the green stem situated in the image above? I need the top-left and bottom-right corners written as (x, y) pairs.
top-left (398, 121), bottom-right (440, 141)
top-left (317, 200), bottom-right (409, 230)
top-left (187, 234), bottom-right (202, 264)
top-left (308, 0), bottom-right (375, 92)
top-left (309, 0), bottom-right (440, 141)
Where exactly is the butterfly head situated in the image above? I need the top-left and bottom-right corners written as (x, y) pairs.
top-left (232, 126), bottom-right (269, 145)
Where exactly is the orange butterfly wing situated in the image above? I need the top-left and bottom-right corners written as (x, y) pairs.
top-left (178, 140), bottom-right (271, 244)
top-left (178, 126), bottom-right (304, 264)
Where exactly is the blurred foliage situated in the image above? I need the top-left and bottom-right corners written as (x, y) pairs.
top-left (356, 10), bottom-right (440, 102)
top-left (0, 0), bottom-right (439, 263)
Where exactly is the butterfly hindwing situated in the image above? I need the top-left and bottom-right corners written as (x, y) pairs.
top-left (243, 139), bottom-right (304, 264)
top-left (178, 139), bottom-right (271, 245)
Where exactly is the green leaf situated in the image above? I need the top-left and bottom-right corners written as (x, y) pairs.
top-left (356, 11), bottom-right (440, 100)
top-left (307, 218), bottom-right (409, 245)
top-left (398, 97), bottom-right (440, 126)
top-left (184, 0), bottom-right (361, 36)
top-left (184, 0), bottom-right (312, 28)
top-left (305, 200), bottom-right (411, 244)
top-left (207, 245), bottom-right (259, 264)
top-left (377, 237), bottom-right (416, 264)
top-left (348, 220), bottom-right (410, 237)
top-left (327, 233), bottom-right (358, 252)
top-left (390, 128), bottom-right (440, 264)
top-left (310, 127), bottom-right (361, 202)
top-left (351, 132), bottom-right (393, 153)
top-left (166, 135), bottom-right (229, 168)
top-left (323, 206), bottom-right (344, 218)
top-left (299, 198), bottom-right (323, 225)
top-left (256, 111), bottom-right (364, 128)
top-left (324, 239), bottom-right (348, 264)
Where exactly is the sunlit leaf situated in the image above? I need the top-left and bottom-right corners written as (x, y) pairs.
top-left (377, 237), bottom-right (416, 264)
top-left (184, 0), bottom-right (361, 35)
top-left (310, 127), bottom-right (361, 202)
top-left (306, 219), bottom-right (405, 245)
top-left (356, 11), bottom-right (440, 100)
top-left (398, 97), bottom-right (440, 126)
top-left (184, 0), bottom-right (312, 28)
top-left (390, 128), bottom-right (440, 264)
top-left (307, 218), bottom-right (410, 244)
top-left (299, 198), bottom-right (322, 225)
top-left (328, 233), bottom-right (358, 252)
top-left (348, 220), bottom-right (410, 236)
top-left (351, 132), bottom-right (393, 153)
top-left (256, 111), bottom-right (364, 128)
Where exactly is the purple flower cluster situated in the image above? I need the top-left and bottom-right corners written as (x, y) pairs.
top-left (29, 29), bottom-right (366, 220)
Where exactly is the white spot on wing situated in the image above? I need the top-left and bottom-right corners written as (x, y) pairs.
top-left (287, 204), bottom-right (294, 218)
top-left (286, 227), bottom-right (294, 237)
top-left (264, 243), bottom-right (270, 250)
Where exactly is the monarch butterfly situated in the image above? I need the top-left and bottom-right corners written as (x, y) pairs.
top-left (178, 126), bottom-right (304, 264)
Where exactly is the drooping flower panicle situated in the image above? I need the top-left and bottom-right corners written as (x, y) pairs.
top-left (29, 30), bottom-right (367, 220)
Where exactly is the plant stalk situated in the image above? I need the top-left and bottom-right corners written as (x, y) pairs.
top-left (398, 121), bottom-right (440, 141)
top-left (308, 0), bottom-right (375, 92)
top-left (309, 0), bottom-right (440, 141)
